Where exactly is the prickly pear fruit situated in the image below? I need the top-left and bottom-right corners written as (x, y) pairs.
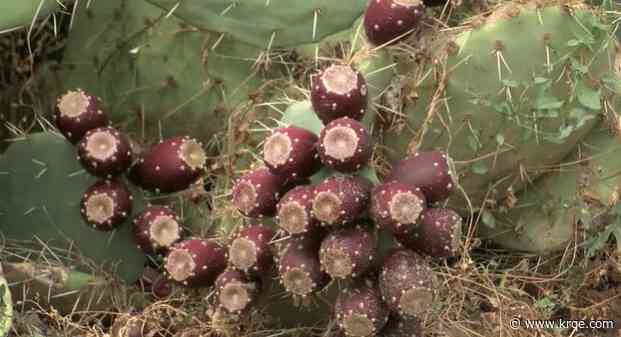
top-left (312, 175), bottom-right (372, 226)
top-left (335, 279), bottom-right (389, 337)
top-left (232, 167), bottom-right (287, 218)
top-left (132, 206), bottom-right (183, 255)
top-left (129, 136), bottom-right (207, 194)
top-left (318, 117), bottom-right (373, 172)
top-left (397, 207), bottom-right (462, 258)
top-left (55, 89), bottom-right (108, 144)
top-left (263, 126), bottom-right (321, 180)
top-left (77, 127), bottom-right (132, 179)
top-left (363, 0), bottom-right (425, 46)
top-left (164, 238), bottom-right (227, 287)
top-left (215, 269), bottom-right (259, 314)
top-left (278, 231), bottom-right (328, 297)
top-left (319, 225), bottom-right (377, 279)
top-left (386, 151), bottom-right (456, 203)
top-left (80, 180), bottom-right (133, 231)
top-left (276, 185), bottom-right (317, 235)
top-left (311, 64), bottom-right (368, 124)
top-left (370, 181), bottom-right (426, 236)
top-left (379, 249), bottom-right (435, 317)
top-left (228, 224), bottom-right (275, 274)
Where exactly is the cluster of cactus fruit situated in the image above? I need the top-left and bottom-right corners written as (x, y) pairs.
top-left (54, 88), bottom-right (214, 280)
top-left (3, 0), bottom-right (621, 335)
top-left (217, 58), bottom-right (463, 335)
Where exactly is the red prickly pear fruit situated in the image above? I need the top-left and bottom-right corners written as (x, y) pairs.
top-left (335, 279), bottom-right (389, 337)
top-left (276, 185), bottom-right (317, 235)
top-left (363, 0), bottom-right (426, 46)
top-left (312, 175), bottom-right (372, 226)
top-left (379, 249), bottom-right (435, 317)
top-left (80, 179), bottom-right (133, 231)
top-left (263, 126), bottom-right (321, 180)
top-left (55, 89), bottom-right (109, 144)
top-left (396, 207), bottom-right (462, 258)
top-left (128, 136), bottom-right (207, 194)
top-left (231, 166), bottom-right (287, 218)
top-left (319, 225), bottom-right (377, 279)
top-left (77, 126), bottom-right (132, 179)
top-left (318, 117), bottom-right (373, 172)
top-left (386, 151), bottom-right (457, 203)
top-left (214, 269), bottom-right (259, 313)
top-left (370, 181), bottom-right (426, 236)
top-left (137, 267), bottom-right (174, 299)
top-left (164, 238), bottom-right (227, 287)
top-left (277, 231), bottom-right (329, 297)
top-left (310, 64), bottom-right (368, 124)
top-left (380, 316), bottom-right (424, 337)
top-left (151, 274), bottom-right (173, 299)
top-left (132, 206), bottom-right (183, 255)
top-left (228, 224), bottom-right (275, 274)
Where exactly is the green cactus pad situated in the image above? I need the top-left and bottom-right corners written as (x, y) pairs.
top-left (56, 0), bottom-right (271, 143)
top-left (2, 262), bottom-right (147, 314)
top-left (383, 2), bottom-right (617, 212)
top-left (479, 122), bottom-right (621, 253)
top-left (0, 132), bottom-right (147, 282)
top-left (145, 0), bottom-right (368, 48)
top-left (0, 0), bottom-right (59, 32)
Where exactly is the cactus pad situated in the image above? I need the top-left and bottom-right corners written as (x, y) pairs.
top-left (0, 132), bottom-right (147, 282)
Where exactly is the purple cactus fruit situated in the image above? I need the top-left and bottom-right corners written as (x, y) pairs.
top-left (335, 279), bottom-right (389, 337)
top-left (379, 249), bottom-right (435, 317)
top-left (380, 316), bottom-right (423, 337)
top-left (132, 206), bottom-right (183, 255)
top-left (397, 207), bottom-right (462, 258)
top-left (319, 225), bottom-right (377, 279)
top-left (278, 232), bottom-right (329, 297)
top-left (263, 126), bottom-right (321, 180)
top-left (312, 175), bottom-right (372, 226)
top-left (370, 181), bottom-right (426, 236)
top-left (386, 151), bottom-right (457, 203)
top-left (363, 0), bottom-right (426, 46)
top-left (77, 126), bottom-right (132, 179)
top-left (228, 224), bottom-right (275, 274)
top-left (231, 166), bottom-right (287, 218)
top-left (55, 89), bottom-right (109, 144)
top-left (151, 274), bottom-right (173, 299)
top-left (80, 180), bottom-right (133, 231)
top-left (276, 185), bottom-right (317, 235)
top-left (214, 269), bottom-right (259, 313)
top-left (164, 238), bottom-right (227, 287)
top-left (318, 117), bottom-right (373, 172)
top-left (310, 64), bottom-right (368, 124)
top-left (128, 136), bottom-right (207, 194)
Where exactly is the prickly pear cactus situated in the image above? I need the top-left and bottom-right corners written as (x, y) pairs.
top-left (480, 119), bottom-right (621, 252)
top-left (383, 1), bottom-right (618, 213)
top-left (146, 0), bottom-right (368, 48)
top-left (0, 0), bottom-right (60, 31)
top-left (0, 132), bottom-right (146, 282)
top-left (55, 0), bottom-right (273, 143)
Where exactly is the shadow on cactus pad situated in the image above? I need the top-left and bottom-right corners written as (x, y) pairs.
top-left (0, 132), bottom-right (147, 282)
